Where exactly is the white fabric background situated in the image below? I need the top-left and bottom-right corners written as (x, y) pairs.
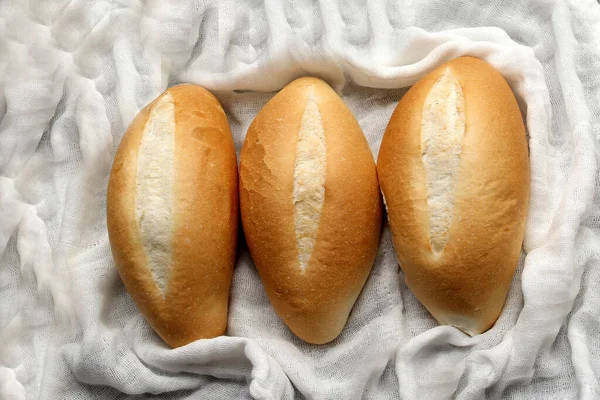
top-left (1, 0), bottom-right (599, 399)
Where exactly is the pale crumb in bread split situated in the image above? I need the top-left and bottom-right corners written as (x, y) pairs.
top-left (292, 89), bottom-right (326, 271)
top-left (421, 69), bottom-right (465, 253)
top-left (135, 92), bottom-right (176, 295)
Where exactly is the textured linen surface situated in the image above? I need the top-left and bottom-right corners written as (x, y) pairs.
top-left (1, 0), bottom-right (600, 399)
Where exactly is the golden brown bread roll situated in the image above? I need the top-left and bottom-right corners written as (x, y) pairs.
top-left (106, 84), bottom-right (238, 348)
top-left (239, 77), bottom-right (382, 344)
top-left (377, 56), bottom-right (530, 335)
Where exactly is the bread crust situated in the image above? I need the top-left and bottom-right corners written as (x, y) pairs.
top-left (239, 77), bottom-right (382, 344)
top-left (107, 84), bottom-right (238, 348)
top-left (377, 57), bottom-right (530, 335)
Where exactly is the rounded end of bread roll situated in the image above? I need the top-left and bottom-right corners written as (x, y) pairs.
top-left (107, 84), bottom-right (238, 348)
top-left (378, 56), bottom-right (529, 335)
top-left (240, 77), bottom-right (382, 344)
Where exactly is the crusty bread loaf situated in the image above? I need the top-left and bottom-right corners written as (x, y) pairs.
top-left (377, 56), bottom-right (530, 336)
top-left (239, 77), bottom-right (382, 344)
top-left (106, 84), bottom-right (238, 348)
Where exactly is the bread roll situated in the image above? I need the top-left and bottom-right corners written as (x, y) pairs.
top-left (239, 77), bottom-right (382, 344)
top-left (377, 56), bottom-right (529, 335)
top-left (106, 84), bottom-right (238, 348)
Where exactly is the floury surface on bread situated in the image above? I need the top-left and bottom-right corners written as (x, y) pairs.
top-left (239, 77), bottom-right (382, 344)
top-left (107, 84), bottom-right (239, 348)
top-left (377, 56), bottom-right (530, 336)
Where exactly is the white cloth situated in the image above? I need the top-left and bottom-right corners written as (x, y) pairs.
top-left (1, 0), bottom-right (599, 398)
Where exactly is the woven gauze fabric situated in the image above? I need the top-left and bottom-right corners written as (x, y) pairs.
top-left (1, 0), bottom-right (600, 399)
